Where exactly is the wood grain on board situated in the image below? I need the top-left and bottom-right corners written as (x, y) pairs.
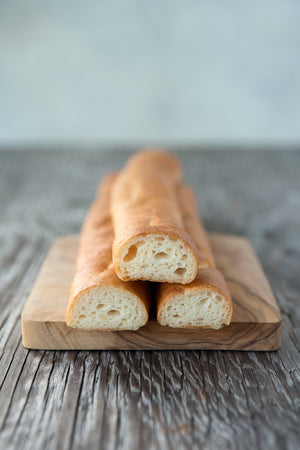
top-left (22, 234), bottom-right (281, 351)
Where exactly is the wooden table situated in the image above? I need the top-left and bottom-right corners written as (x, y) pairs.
top-left (0, 149), bottom-right (299, 450)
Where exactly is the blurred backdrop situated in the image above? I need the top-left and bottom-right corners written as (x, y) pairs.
top-left (0, 0), bottom-right (300, 148)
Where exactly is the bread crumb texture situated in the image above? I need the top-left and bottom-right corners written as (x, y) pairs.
top-left (119, 234), bottom-right (196, 283)
top-left (67, 286), bottom-right (148, 331)
top-left (158, 290), bottom-right (232, 329)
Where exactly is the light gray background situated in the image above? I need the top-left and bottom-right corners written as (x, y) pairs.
top-left (1, 1), bottom-right (300, 147)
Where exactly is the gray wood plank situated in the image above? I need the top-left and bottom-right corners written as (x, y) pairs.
top-left (0, 148), bottom-right (299, 450)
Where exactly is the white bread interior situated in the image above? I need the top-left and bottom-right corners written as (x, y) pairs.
top-left (157, 284), bottom-right (232, 329)
top-left (67, 283), bottom-right (148, 331)
top-left (117, 233), bottom-right (197, 283)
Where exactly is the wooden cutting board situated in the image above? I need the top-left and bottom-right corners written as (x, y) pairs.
top-left (21, 234), bottom-right (281, 351)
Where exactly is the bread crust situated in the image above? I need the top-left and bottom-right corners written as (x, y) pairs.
top-left (66, 174), bottom-right (151, 330)
top-left (156, 183), bottom-right (233, 328)
top-left (177, 183), bottom-right (215, 269)
top-left (111, 150), bottom-right (199, 283)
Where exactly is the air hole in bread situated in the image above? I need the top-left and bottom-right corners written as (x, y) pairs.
top-left (174, 267), bottom-right (186, 276)
top-left (155, 251), bottom-right (168, 260)
top-left (79, 314), bottom-right (86, 319)
top-left (96, 304), bottom-right (104, 309)
top-left (107, 310), bottom-right (120, 316)
top-left (124, 245), bottom-right (138, 262)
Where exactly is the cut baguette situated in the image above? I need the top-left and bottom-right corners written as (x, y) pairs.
top-left (157, 184), bottom-right (233, 329)
top-left (111, 150), bottom-right (200, 283)
top-left (66, 174), bottom-right (150, 331)
top-left (156, 269), bottom-right (232, 329)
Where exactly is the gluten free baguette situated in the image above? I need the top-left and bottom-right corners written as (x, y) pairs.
top-left (111, 150), bottom-right (203, 284)
top-left (66, 174), bottom-right (150, 331)
top-left (157, 184), bottom-right (233, 329)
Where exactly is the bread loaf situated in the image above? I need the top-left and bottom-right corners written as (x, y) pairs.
top-left (111, 150), bottom-right (202, 284)
top-left (156, 184), bottom-right (232, 329)
top-left (66, 174), bottom-right (151, 331)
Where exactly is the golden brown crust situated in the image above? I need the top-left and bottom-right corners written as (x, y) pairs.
top-left (177, 184), bottom-right (215, 268)
top-left (75, 173), bottom-right (116, 273)
top-left (66, 174), bottom-right (151, 329)
top-left (111, 150), bottom-right (199, 282)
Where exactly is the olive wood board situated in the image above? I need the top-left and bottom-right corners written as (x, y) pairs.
top-left (21, 234), bottom-right (281, 351)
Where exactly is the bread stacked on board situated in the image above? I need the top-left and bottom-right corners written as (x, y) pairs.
top-left (66, 150), bottom-right (232, 331)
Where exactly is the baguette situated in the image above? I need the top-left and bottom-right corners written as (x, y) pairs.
top-left (66, 174), bottom-right (151, 331)
top-left (156, 184), bottom-right (233, 329)
top-left (111, 150), bottom-right (201, 284)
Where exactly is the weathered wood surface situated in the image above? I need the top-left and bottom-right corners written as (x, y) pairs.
top-left (0, 149), bottom-right (299, 450)
top-left (22, 234), bottom-right (281, 351)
